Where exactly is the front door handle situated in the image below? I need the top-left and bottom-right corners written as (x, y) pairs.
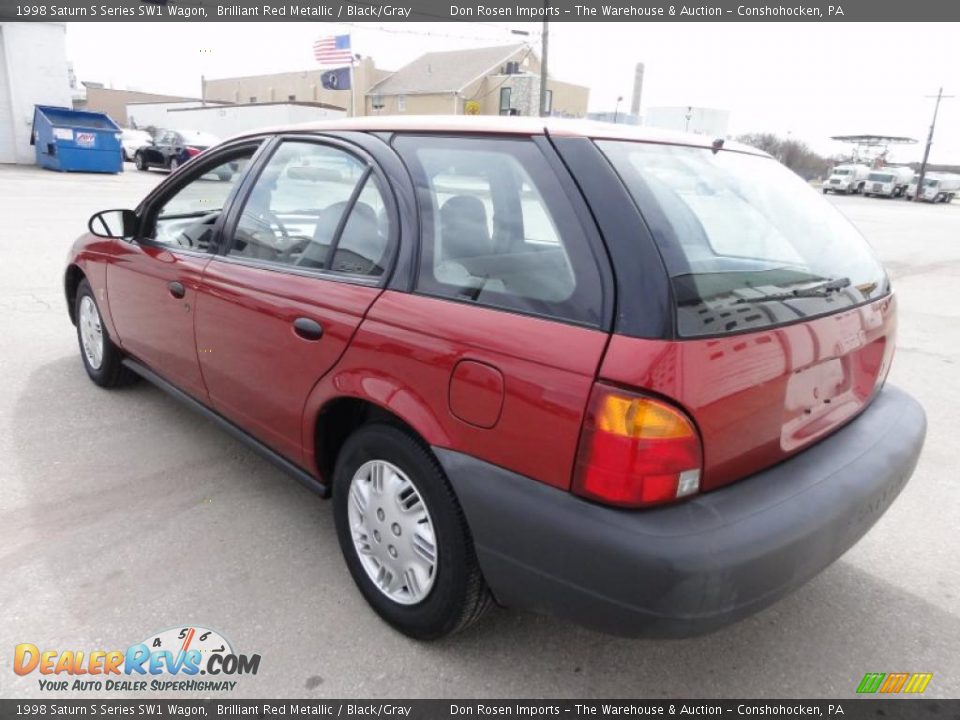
top-left (168, 281), bottom-right (185, 299)
top-left (293, 317), bottom-right (324, 341)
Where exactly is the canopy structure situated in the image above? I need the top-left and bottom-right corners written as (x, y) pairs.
top-left (830, 134), bottom-right (918, 166)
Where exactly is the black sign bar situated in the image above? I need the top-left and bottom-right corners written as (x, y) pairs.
top-left (1, 0), bottom-right (959, 22)
top-left (0, 700), bottom-right (957, 720)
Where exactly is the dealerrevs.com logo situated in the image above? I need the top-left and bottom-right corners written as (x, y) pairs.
top-left (14, 626), bottom-right (260, 692)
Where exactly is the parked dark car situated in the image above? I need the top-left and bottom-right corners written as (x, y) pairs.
top-left (65, 117), bottom-right (926, 640)
top-left (134, 129), bottom-right (228, 176)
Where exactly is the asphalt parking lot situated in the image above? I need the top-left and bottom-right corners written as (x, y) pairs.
top-left (1, 163), bottom-right (958, 699)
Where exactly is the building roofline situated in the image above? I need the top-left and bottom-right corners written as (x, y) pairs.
top-left (366, 43), bottom-right (527, 97)
top-left (455, 44), bottom-right (530, 93)
top-left (165, 101), bottom-right (346, 112)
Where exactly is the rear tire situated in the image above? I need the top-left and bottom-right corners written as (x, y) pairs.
top-left (169, 157), bottom-right (180, 173)
top-left (75, 280), bottom-right (137, 388)
top-left (332, 423), bottom-right (491, 640)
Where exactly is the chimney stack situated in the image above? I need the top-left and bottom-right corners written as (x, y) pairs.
top-left (631, 63), bottom-right (644, 116)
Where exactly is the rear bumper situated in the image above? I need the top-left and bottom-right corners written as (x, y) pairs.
top-left (437, 384), bottom-right (926, 638)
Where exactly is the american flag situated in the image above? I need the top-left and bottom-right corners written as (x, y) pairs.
top-left (313, 34), bottom-right (353, 65)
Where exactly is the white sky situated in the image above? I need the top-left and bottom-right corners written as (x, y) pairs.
top-left (66, 21), bottom-right (960, 164)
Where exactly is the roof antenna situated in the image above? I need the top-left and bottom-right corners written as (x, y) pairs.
top-left (712, 138), bottom-right (725, 154)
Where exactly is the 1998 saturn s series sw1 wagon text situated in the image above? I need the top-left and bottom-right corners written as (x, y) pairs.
top-left (65, 117), bottom-right (926, 639)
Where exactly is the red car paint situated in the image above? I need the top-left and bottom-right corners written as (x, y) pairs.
top-left (195, 258), bottom-right (382, 465)
top-left (599, 295), bottom-right (895, 490)
top-left (301, 291), bottom-right (609, 490)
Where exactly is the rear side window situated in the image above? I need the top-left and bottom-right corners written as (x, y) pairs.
top-left (228, 141), bottom-right (391, 278)
top-left (395, 135), bottom-right (603, 326)
top-left (597, 140), bottom-right (889, 337)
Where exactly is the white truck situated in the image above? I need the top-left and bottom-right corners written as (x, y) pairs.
top-left (863, 167), bottom-right (915, 198)
top-left (823, 164), bottom-right (871, 194)
top-left (905, 172), bottom-right (960, 203)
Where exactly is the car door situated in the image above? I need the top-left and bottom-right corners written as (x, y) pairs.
top-left (346, 134), bottom-right (613, 491)
top-left (146, 131), bottom-right (170, 167)
top-left (194, 136), bottom-right (396, 464)
top-left (107, 141), bottom-right (262, 400)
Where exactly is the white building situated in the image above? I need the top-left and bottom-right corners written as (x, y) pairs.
top-left (126, 101), bottom-right (346, 139)
top-left (645, 106), bottom-right (730, 138)
top-left (0, 23), bottom-right (72, 164)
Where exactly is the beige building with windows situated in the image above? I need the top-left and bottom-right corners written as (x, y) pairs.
top-left (366, 44), bottom-right (588, 118)
top-left (203, 58), bottom-right (389, 117)
top-left (203, 45), bottom-right (589, 119)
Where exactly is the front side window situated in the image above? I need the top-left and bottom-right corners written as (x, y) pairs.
top-left (395, 135), bottom-right (603, 326)
top-left (149, 146), bottom-right (257, 250)
top-left (228, 141), bottom-right (391, 278)
top-left (598, 140), bottom-right (889, 337)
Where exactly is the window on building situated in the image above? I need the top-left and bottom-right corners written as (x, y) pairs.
top-left (288, 94), bottom-right (296, 102)
top-left (249, 96), bottom-right (257, 103)
top-left (397, 95), bottom-right (407, 112)
top-left (544, 90), bottom-right (553, 115)
top-left (499, 87), bottom-right (512, 116)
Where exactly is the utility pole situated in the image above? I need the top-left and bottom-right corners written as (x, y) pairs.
top-left (915, 87), bottom-right (954, 202)
top-left (539, 2), bottom-right (550, 117)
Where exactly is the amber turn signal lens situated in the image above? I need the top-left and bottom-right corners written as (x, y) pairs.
top-left (596, 395), bottom-right (697, 440)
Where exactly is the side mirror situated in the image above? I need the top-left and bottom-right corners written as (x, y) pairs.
top-left (88, 209), bottom-right (136, 239)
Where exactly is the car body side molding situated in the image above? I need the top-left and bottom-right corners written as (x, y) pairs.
top-left (121, 357), bottom-right (330, 498)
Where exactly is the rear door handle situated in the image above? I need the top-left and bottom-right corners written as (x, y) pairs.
top-left (293, 317), bottom-right (324, 341)
top-left (168, 281), bottom-right (185, 299)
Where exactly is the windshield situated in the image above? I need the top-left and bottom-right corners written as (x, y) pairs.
top-left (598, 141), bottom-right (889, 337)
top-left (868, 173), bottom-right (894, 182)
top-left (832, 169), bottom-right (851, 176)
top-left (924, 178), bottom-right (939, 187)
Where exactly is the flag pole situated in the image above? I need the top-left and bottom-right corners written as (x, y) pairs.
top-left (350, 57), bottom-right (356, 118)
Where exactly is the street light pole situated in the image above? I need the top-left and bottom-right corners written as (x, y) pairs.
top-left (614, 96), bottom-right (623, 123)
top-left (539, 2), bottom-right (550, 117)
top-left (915, 87), bottom-right (954, 202)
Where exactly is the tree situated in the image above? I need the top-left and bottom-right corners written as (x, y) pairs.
top-left (736, 133), bottom-right (832, 181)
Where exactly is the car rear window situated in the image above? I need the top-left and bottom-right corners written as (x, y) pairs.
top-left (597, 140), bottom-right (889, 337)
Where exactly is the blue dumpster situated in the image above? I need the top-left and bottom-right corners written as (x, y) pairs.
top-left (31, 105), bottom-right (123, 174)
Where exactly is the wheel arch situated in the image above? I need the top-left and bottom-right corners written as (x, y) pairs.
top-left (64, 264), bottom-right (86, 325)
top-left (312, 394), bottom-right (448, 488)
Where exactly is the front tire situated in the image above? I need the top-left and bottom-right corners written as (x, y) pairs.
top-left (135, 153), bottom-right (148, 171)
top-left (75, 280), bottom-right (136, 388)
top-left (332, 423), bottom-right (491, 640)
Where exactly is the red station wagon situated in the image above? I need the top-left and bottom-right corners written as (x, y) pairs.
top-left (66, 117), bottom-right (926, 639)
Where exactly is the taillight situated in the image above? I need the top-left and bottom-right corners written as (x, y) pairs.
top-left (572, 383), bottom-right (703, 508)
top-left (185, 146), bottom-right (202, 158)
